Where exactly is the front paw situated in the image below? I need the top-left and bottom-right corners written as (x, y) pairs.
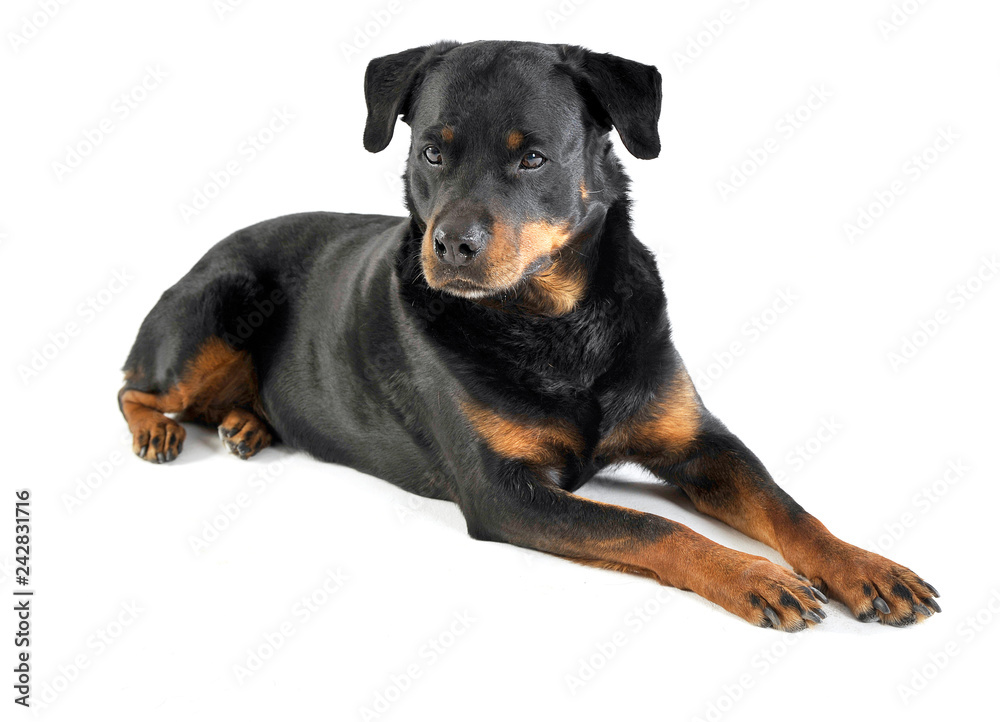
top-left (713, 556), bottom-right (829, 632)
top-left (802, 544), bottom-right (940, 626)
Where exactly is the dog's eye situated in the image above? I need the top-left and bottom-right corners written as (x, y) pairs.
top-left (423, 145), bottom-right (443, 165)
top-left (520, 151), bottom-right (546, 170)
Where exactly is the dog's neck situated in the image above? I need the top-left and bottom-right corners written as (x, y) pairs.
top-left (393, 197), bottom-right (667, 405)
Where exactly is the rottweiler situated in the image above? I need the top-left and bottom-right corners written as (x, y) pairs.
top-left (119, 40), bottom-right (940, 630)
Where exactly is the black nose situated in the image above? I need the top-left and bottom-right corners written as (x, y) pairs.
top-left (432, 220), bottom-right (487, 266)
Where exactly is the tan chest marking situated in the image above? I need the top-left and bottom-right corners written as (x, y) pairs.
top-left (462, 400), bottom-right (584, 467)
top-left (520, 256), bottom-right (587, 316)
top-left (597, 367), bottom-right (702, 462)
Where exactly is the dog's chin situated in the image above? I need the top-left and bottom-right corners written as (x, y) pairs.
top-left (433, 278), bottom-right (502, 300)
top-left (421, 260), bottom-right (507, 300)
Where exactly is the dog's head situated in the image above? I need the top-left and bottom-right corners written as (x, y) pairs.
top-left (363, 41), bottom-right (661, 302)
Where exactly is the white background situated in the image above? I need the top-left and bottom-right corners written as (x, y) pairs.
top-left (3, 1), bottom-right (998, 720)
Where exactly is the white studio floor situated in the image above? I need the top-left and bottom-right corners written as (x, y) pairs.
top-left (4, 1), bottom-right (998, 720)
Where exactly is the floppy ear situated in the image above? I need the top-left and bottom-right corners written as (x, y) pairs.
top-left (558, 46), bottom-right (663, 160)
top-left (362, 42), bottom-right (459, 153)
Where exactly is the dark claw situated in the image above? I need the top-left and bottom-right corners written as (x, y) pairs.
top-left (926, 598), bottom-right (942, 613)
top-left (165, 450), bottom-right (176, 462)
top-left (814, 606), bottom-right (827, 619)
top-left (138, 444), bottom-right (148, 458)
top-left (803, 610), bottom-right (823, 624)
top-left (811, 587), bottom-right (829, 604)
top-left (155, 452), bottom-right (166, 463)
top-left (764, 606), bottom-right (780, 628)
top-left (874, 597), bottom-right (890, 614)
top-left (922, 581), bottom-right (940, 598)
top-left (914, 603), bottom-right (933, 617)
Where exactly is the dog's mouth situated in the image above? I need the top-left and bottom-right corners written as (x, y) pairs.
top-left (435, 277), bottom-right (497, 299)
top-left (424, 258), bottom-right (558, 299)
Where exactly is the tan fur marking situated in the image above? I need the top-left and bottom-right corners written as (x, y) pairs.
top-left (121, 337), bottom-right (263, 429)
top-left (506, 130), bottom-right (524, 150)
top-left (579, 179), bottom-right (589, 203)
top-left (558, 555), bottom-right (661, 581)
top-left (441, 125), bottom-right (454, 142)
top-left (462, 399), bottom-right (583, 467)
top-left (483, 219), bottom-right (572, 289)
top-left (516, 219), bottom-right (572, 260)
top-left (422, 218), bottom-right (573, 297)
top-left (176, 337), bottom-right (262, 423)
top-left (597, 367), bottom-right (702, 461)
top-left (219, 408), bottom-right (272, 458)
top-left (120, 337), bottom-right (267, 461)
top-left (547, 510), bottom-right (756, 597)
top-left (520, 257), bottom-right (587, 316)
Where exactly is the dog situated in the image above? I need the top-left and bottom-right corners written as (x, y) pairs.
top-left (118, 40), bottom-right (940, 630)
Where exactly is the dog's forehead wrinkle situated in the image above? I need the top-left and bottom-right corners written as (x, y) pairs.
top-left (416, 49), bottom-right (580, 135)
top-left (442, 39), bottom-right (560, 69)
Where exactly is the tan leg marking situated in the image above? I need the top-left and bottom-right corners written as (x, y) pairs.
top-left (120, 337), bottom-right (265, 463)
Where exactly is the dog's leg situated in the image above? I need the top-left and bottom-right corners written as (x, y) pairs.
top-left (217, 408), bottom-right (272, 460)
top-left (120, 336), bottom-right (270, 463)
top-left (119, 386), bottom-right (187, 464)
top-left (617, 368), bottom-right (940, 626)
top-left (460, 464), bottom-right (826, 631)
top-left (119, 263), bottom-right (280, 462)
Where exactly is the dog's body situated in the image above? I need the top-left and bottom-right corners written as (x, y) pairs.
top-left (119, 41), bottom-right (939, 630)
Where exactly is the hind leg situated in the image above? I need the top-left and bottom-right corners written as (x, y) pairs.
top-left (118, 235), bottom-right (291, 462)
top-left (120, 337), bottom-right (268, 463)
top-left (118, 254), bottom-right (285, 464)
top-left (120, 334), bottom-right (270, 464)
